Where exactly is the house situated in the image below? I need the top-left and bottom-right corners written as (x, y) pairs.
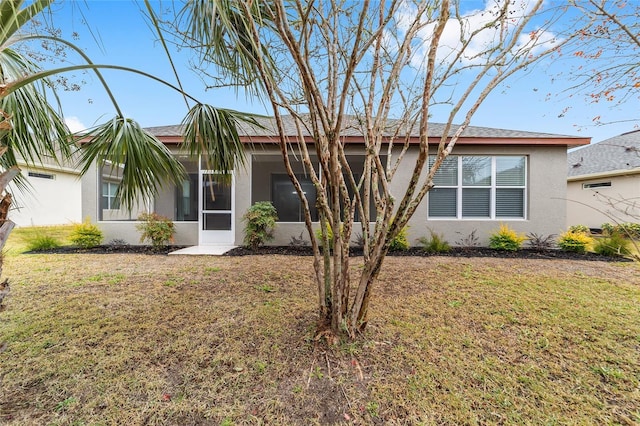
top-left (81, 116), bottom-right (589, 248)
top-left (567, 130), bottom-right (640, 230)
top-left (10, 154), bottom-right (82, 227)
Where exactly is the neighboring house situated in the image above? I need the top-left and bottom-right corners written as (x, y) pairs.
top-left (10, 154), bottom-right (82, 227)
top-left (81, 116), bottom-right (589, 247)
top-left (567, 130), bottom-right (640, 230)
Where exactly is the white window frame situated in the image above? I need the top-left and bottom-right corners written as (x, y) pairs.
top-left (102, 180), bottom-right (120, 210)
top-left (427, 155), bottom-right (527, 220)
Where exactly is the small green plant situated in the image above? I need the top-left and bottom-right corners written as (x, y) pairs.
top-left (593, 234), bottom-right (631, 257)
top-left (55, 396), bottom-right (77, 412)
top-left (366, 401), bottom-right (380, 418)
top-left (69, 219), bottom-right (103, 248)
top-left (389, 225), bottom-right (410, 251)
top-left (242, 201), bottom-right (278, 249)
top-left (418, 230), bottom-right (451, 253)
top-left (557, 230), bottom-right (593, 253)
top-left (489, 224), bottom-right (526, 251)
top-left (26, 235), bottom-right (62, 252)
top-left (568, 224), bottom-right (590, 234)
top-left (136, 213), bottom-right (175, 249)
top-left (255, 284), bottom-right (274, 293)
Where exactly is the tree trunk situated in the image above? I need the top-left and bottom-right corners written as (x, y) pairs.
top-left (0, 167), bottom-right (19, 311)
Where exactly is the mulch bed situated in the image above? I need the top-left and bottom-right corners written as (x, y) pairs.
top-left (224, 246), bottom-right (632, 261)
top-left (23, 244), bottom-right (631, 262)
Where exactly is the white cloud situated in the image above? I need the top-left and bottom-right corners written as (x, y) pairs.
top-left (393, 0), bottom-right (558, 69)
top-left (65, 116), bottom-right (87, 133)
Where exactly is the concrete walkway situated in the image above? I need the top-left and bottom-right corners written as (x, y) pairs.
top-left (169, 245), bottom-right (237, 256)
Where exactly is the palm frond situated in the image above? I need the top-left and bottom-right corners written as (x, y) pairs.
top-left (181, 103), bottom-right (265, 176)
top-left (0, 48), bottom-right (73, 167)
top-left (177, 0), bottom-right (275, 95)
top-left (0, 0), bottom-right (53, 48)
top-left (79, 117), bottom-right (186, 211)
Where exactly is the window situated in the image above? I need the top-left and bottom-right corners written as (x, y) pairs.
top-left (428, 155), bottom-right (526, 219)
top-left (175, 174), bottom-right (198, 221)
top-left (583, 181), bottom-right (611, 189)
top-left (253, 154), bottom-right (383, 223)
top-left (271, 174), bottom-right (318, 222)
top-left (101, 181), bottom-right (120, 210)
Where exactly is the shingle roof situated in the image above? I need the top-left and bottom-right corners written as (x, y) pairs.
top-left (567, 130), bottom-right (640, 177)
top-left (145, 115), bottom-right (585, 140)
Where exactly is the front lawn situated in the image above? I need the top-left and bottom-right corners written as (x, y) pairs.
top-left (0, 251), bottom-right (638, 424)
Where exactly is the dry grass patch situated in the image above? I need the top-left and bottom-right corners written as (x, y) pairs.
top-left (0, 252), bottom-right (638, 425)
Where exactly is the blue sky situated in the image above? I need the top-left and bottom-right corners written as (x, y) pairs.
top-left (41, 0), bottom-right (639, 144)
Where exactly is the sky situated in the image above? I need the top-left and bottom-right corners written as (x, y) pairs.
top-left (34, 0), bottom-right (640, 145)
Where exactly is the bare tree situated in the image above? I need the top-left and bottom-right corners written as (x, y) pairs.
top-left (173, 0), bottom-right (578, 338)
top-left (562, 0), bottom-right (639, 125)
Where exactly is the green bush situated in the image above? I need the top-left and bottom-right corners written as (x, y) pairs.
top-left (568, 224), bottom-right (590, 234)
top-left (242, 201), bottom-right (278, 249)
top-left (489, 224), bottom-right (526, 251)
top-left (315, 221), bottom-right (338, 250)
top-left (26, 235), bottom-right (61, 252)
top-left (601, 222), bottom-right (615, 236)
top-left (593, 234), bottom-right (632, 257)
top-left (558, 230), bottom-right (593, 253)
top-left (389, 226), bottom-right (410, 251)
top-left (602, 222), bottom-right (640, 239)
top-left (136, 213), bottom-right (175, 249)
top-left (418, 230), bottom-right (451, 253)
top-left (69, 220), bottom-right (103, 248)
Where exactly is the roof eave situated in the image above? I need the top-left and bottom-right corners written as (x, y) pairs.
top-left (568, 167), bottom-right (640, 181)
top-left (155, 135), bottom-right (591, 147)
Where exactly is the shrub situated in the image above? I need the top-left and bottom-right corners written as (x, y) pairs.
top-left (557, 230), bottom-right (593, 253)
top-left (489, 224), bottom-right (526, 251)
top-left (568, 224), bottom-right (590, 235)
top-left (315, 221), bottom-right (338, 250)
top-left (602, 222), bottom-right (640, 240)
top-left (593, 234), bottom-right (632, 257)
top-left (601, 222), bottom-right (615, 236)
top-left (526, 233), bottom-right (556, 250)
top-left (620, 222), bottom-right (640, 239)
top-left (69, 219), bottom-right (103, 248)
top-left (418, 230), bottom-right (451, 253)
top-left (26, 235), bottom-right (61, 252)
top-left (242, 201), bottom-right (278, 249)
top-left (136, 213), bottom-right (175, 249)
top-left (389, 225), bottom-right (410, 251)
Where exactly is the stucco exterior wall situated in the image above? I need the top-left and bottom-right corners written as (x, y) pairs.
top-left (11, 165), bottom-right (82, 227)
top-left (81, 144), bottom-right (569, 248)
top-left (567, 173), bottom-right (639, 229)
top-left (252, 145), bottom-right (568, 247)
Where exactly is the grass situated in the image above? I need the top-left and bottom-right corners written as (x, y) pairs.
top-left (0, 230), bottom-right (639, 424)
top-left (4, 225), bottom-right (74, 254)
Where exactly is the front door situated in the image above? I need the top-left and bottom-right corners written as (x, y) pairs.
top-left (199, 172), bottom-right (234, 245)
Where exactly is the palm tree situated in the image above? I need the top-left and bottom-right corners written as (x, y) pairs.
top-left (0, 0), bottom-right (255, 308)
